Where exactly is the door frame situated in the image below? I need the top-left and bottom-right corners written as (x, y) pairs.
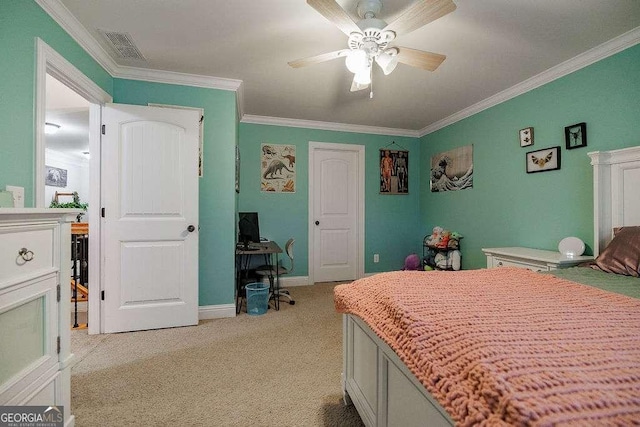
top-left (307, 141), bottom-right (365, 284)
top-left (35, 38), bottom-right (112, 334)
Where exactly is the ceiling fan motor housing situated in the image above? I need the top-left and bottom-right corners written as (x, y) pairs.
top-left (350, 0), bottom-right (395, 58)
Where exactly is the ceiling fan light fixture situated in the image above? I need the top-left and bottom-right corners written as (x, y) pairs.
top-left (345, 49), bottom-right (369, 74)
top-left (45, 122), bottom-right (61, 135)
top-left (376, 48), bottom-right (399, 75)
top-left (354, 67), bottom-right (372, 85)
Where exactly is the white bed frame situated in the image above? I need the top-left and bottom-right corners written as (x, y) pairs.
top-left (342, 145), bottom-right (640, 427)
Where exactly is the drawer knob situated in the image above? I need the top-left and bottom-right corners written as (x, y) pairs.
top-left (18, 247), bottom-right (34, 262)
top-left (497, 261), bottom-right (503, 266)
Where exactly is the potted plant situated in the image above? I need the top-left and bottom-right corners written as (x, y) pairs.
top-left (49, 191), bottom-right (88, 222)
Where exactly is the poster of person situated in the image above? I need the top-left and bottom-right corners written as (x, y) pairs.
top-left (379, 149), bottom-right (409, 194)
top-left (430, 145), bottom-right (473, 192)
top-left (261, 143), bottom-right (296, 193)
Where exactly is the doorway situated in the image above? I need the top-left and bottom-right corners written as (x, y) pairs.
top-left (308, 142), bottom-right (365, 283)
top-left (36, 38), bottom-right (112, 335)
top-left (44, 73), bottom-right (91, 329)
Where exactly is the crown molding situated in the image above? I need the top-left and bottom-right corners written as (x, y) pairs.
top-left (419, 25), bottom-right (640, 137)
top-left (241, 115), bottom-right (420, 137)
top-left (113, 66), bottom-right (242, 92)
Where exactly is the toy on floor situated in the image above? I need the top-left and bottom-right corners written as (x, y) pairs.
top-left (402, 253), bottom-right (421, 271)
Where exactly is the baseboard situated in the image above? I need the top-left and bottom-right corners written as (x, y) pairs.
top-left (198, 304), bottom-right (236, 319)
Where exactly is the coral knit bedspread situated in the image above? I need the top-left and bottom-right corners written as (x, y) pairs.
top-left (334, 268), bottom-right (640, 426)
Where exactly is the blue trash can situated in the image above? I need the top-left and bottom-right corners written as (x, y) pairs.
top-left (245, 282), bottom-right (269, 315)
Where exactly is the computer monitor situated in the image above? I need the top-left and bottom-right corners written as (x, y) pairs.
top-left (238, 212), bottom-right (260, 250)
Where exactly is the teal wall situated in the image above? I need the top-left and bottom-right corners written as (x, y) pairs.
top-left (0, 0), bottom-right (112, 205)
top-left (113, 79), bottom-right (238, 306)
top-left (1, 0), bottom-right (639, 309)
top-left (420, 44), bottom-right (640, 269)
top-left (238, 124), bottom-right (421, 274)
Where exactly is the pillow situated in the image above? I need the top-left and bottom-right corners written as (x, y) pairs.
top-left (593, 226), bottom-right (640, 277)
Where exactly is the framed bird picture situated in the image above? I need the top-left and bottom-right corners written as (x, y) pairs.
top-left (526, 146), bottom-right (561, 173)
top-left (565, 122), bottom-right (587, 149)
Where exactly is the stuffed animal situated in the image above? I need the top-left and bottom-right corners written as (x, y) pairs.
top-left (425, 226), bottom-right (444, 248)
top-left (439, 230), bottom-right (451, 249)
top-left (435, 250), bottom-right (462, 271)
top-left (448, 231), bottom-right (463, 249)
top-left (402, 253), bottom-right (421, 271)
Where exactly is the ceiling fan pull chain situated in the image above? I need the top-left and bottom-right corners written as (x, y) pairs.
top-left (370, 68), bottom-right (374, 99)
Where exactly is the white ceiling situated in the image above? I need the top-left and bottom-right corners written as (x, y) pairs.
top-left (45, 74), bottom-right (90, 156)
top-left (57, 0), bottom-right (640, 132)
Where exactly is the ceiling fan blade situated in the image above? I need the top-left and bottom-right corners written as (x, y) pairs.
top-left (383, 0), bottom-right (456, 37)
top-left (350, 77), bottom-right (369, 92)
top-left (307, 0), bottom-right (362, 36)
top-left (288, 49), bottom-right (350, 68)
top-left (396, 47), bottom-right (446, 71)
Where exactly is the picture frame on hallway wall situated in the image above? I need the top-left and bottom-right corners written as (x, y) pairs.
top-left (45, 165), bottom-right (67, 187)
top-left (526, 146), bottom-right (561, 173)
top-left (565, 122), bottom-right (587, 150)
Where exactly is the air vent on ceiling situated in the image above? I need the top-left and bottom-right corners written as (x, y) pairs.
top-left (99, 30), bottom-right (146, 61)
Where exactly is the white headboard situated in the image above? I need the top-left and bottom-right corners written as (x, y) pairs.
top-left (589, 146), bottom-right (640, 256)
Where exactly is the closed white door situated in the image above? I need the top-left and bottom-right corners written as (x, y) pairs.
top-left (309, 142), bottom-right (364, 283)
top-left (101, 104), bottom-right (199, 333)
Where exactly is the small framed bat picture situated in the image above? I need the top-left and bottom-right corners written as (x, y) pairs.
top-left (565, 122), bottom-right (587, 149)
top-left (519, 127), bottom-right (534, 147)
top-left (526, 146), bottom-right (561, 173)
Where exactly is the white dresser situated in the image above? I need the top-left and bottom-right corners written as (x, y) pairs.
top-left (482, 247), bottom-right (593, 272)
top-left (0, 209), bottom-right (77, 426)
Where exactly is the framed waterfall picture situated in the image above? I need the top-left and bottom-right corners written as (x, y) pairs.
top-left (430, 145), bottom-right (474, 192)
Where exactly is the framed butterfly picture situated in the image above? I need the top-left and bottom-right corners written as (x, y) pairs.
top-left (526, 146), bottom-right (561, 173)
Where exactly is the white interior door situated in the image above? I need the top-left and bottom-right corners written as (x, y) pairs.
top-left (309, 142), bottom-right (364, 283)
top-left (101, 104), bottom-right (199, 333)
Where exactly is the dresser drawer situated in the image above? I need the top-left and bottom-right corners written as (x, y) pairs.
top-left (0, 225), bottom-right (56, 283)
top-left (492, 257), bottom-right (549, 272)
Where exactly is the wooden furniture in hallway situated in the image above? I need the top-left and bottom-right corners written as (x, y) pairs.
top-left (71, 222), bottom-right (89, 329)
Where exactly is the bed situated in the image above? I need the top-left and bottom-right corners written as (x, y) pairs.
top-left (335, 146), bottom-right (640, 426)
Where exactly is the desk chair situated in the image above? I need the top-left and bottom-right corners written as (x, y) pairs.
top-left (255, 238), bottom-right (295, 306)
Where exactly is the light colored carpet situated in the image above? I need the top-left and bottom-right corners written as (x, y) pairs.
top-left (70, 283), bottom-right (364, 426)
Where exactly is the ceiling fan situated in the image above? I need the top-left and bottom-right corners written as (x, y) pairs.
top-left (288, 0), bottom-right (456, 94)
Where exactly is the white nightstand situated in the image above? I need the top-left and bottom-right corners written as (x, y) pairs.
top-left (482, 247), bottom-right (593, 272)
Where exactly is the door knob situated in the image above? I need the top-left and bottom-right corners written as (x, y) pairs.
top-left (315, 221), bottom-right (320, 225)
top-left (187, 225), bottom-right (196, 232)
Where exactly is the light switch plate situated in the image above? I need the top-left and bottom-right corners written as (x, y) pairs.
top-left (5, 185), bottom-right (25, 208)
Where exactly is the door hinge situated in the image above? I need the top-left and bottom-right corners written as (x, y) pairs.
top-left (56, 284), bottom-right (61, 302)
top-left (101, 207), bottom-right (105, 218)
top-left (101, 124), bottom-right (106, 135)
top-left (101, 290), bottom-right (105, 300)
top-left (57, 336), bottom-right (61, 354)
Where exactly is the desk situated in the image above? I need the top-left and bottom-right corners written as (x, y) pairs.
top-left (235, 241), bottom-right (282, 313)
